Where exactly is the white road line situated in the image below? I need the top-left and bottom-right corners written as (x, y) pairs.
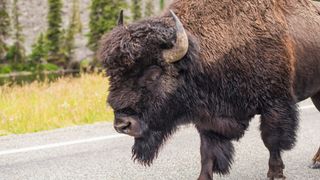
top-left (0, 105), bottom-right (316, 156)
top-left (0, 134), bottom-right (126, 156)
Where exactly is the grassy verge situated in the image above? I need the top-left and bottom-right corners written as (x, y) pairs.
top-left (0, 73), bottom-right (113, 136)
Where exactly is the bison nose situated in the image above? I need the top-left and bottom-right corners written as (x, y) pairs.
top-left (114, 116), bottom-right (142, 137)
top-left (114, 119), bottom-right (131, 133)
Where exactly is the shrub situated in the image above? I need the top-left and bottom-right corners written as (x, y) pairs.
top-left (0, 64), bottom-right (12, 74)
top-left (42, 63), bottom-right (60, 71)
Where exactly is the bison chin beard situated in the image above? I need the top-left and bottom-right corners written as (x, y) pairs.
top-left (131, 128), bottom-right (175, 166)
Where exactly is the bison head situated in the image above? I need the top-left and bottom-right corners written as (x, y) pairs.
top-left (99, 11), bottom-right (200, 165)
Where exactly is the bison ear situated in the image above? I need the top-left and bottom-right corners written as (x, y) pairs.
top-left (117, 10), bottom-right (124, 26)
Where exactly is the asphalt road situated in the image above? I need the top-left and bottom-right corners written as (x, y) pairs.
top-left (0, 100), bottom-right (319, 180)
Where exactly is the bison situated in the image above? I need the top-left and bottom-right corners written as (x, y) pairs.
top-left (98, 0), bottom-right (320, 179)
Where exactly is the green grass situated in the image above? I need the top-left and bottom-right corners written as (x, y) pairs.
top-left (0, 73), bottom-right (113, 136)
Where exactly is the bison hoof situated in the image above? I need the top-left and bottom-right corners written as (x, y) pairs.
top-left (309, 161), bottom-right (320, 169)
top-left (267, 169), bottom-right (286, 180)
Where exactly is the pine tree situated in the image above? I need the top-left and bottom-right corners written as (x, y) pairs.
top-left (160, 0), bottom-right (165, 11)
top-left (0, 0), bottom-right (10, 62)
top-left (47, 0), bottom-right (63, 64)
top-left (88, 0), bottom-right (127, 52)
top-left (144, 0), bottom-right (154, 17)
top-left (131, 0), bottom-right (142, 21)
top-left (60, 0), bottom-right (82, 68)
top-left (28, 33), bottom-right (48, 71)
top-left (6, 0), bottom-right (26, 64)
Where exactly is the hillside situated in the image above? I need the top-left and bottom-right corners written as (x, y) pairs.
top-left (9, 0), bottom-right (172, 62)
top-left (16, 0), bottom-right (93, 61)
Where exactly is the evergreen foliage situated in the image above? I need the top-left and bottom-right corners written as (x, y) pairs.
top-left (47, 0), bottom-right (63, 64)
top-left (160, 0), bottom-right (165, 11)
top-left (88, 0), bottom-right (127, 52)
top-left (60, 0), bottom-right (82, 68)
top-left (28, 33), bottom-right (49, 71)
top-left (7, 0), bottom-right (26, 64)
top-left (1, 0), bottom-right (167, 74)
top-left (0, 0), bottom-right (10, 61)
top-left (131, 0), bottom-right (142, 21)
top-left (145, 0), bottom-right (154, 17)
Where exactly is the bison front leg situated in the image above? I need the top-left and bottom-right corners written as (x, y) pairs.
top-left (197, 129), bottom-right (234, 180)
top-left (311, 147), bottom-right (320, 169)
top-left (260, 102), bottom-right (298, 179)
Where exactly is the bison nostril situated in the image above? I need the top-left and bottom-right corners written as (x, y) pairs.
top-left (120, 122), bottom-right (131, 131)
top-left (114, 121), bottom-right (131, 133)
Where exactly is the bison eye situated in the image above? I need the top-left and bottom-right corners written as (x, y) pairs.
top-left (130, 67), bottom-right (141, 76)
top-left (138, 66), bottom-right (162, 88)
top-left (116, 107), bottom-right (137, 116)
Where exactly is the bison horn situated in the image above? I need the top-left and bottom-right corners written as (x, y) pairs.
top-left (117, 10), bottom-right (124, 26)
top-left (163, 10), bottom-right (189, 63)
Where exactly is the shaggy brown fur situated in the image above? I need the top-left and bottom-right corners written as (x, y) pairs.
top-left (99, 0), bottom-right (320, 179)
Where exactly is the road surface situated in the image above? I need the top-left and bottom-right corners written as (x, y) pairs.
top-left (0, 100), bottom-right (319, 180)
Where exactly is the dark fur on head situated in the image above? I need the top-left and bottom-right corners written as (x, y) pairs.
top-left (99, 16), bottom-right (202, 164)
